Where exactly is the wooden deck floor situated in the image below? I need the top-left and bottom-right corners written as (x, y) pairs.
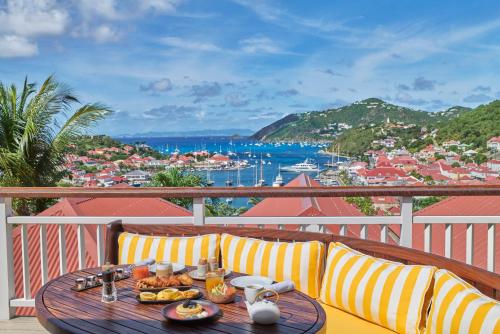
top-left (0, 317), bottom-right (48, 333)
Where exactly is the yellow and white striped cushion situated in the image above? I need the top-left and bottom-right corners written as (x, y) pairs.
top-left (118, 232), bottom-right (220, 266)
top-left (320, 243), bottom-right (436, 334)
top-left (220, 233), bottom-right (325, 298)
top-left (426, 269), bottom-right (499, 334)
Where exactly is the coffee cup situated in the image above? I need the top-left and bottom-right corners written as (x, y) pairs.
top-left (244, 284), bottom-right (264, 304)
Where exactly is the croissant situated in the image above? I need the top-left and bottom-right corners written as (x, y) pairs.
top-left (136, 274), bottom-right (193, 288)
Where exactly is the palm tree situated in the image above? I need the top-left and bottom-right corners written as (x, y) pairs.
top-left (0, 76), bottom-right (112, 214)
top-left (149, 168), bottom-right (206, 208)
top-left (150, 167), bottom-right (247, 216)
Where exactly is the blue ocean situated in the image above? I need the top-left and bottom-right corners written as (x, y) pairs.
top-left (116, 136), bottom-right (345, 207)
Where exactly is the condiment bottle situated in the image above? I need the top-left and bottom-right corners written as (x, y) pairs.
top-left (208, 257), bottom-right (218, 272)
top-left (101, 269), bottom-right (117, 303)
top-left (197, 258), bottom-right (208, 277)
top-left (102, 261), bottom-right (114, 272)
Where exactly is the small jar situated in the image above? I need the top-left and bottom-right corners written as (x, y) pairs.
top-left (156, 262), bottom-right (173, 278)
top-left (96, 273), bottom-right (103, 285)
top-left (208, 257), bottom-right (218, 272)
top-left (86, 275), bottom-right (97, 287)
top-left (197, 258), bottom-right (208, 277)
top-left (75, 278), bottom-right (86, 290)
top-left (115, 268), bottom-right (124, 280)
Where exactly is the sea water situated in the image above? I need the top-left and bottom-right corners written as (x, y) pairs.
top-left (116, 136), bottom-right (347, 208)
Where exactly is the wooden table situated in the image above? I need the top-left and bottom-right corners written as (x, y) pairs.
top-left (35, 267), bottom-right (326, 334)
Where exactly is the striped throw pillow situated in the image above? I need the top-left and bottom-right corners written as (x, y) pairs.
top-left (117, 232), bottom-right (220, 266)
top-left (426, 269), bottom-right (499, 334)
top-left (220, 233), bottom-right (325, 298)
top-left (320, 243), bottom-right (436, 334)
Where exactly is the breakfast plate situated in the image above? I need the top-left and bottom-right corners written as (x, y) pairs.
top-left (136, 289), bottom-right (202, 304)
top-left (149, 263), bottom-right (185, 274)
top-left (229, 276), bottom-right (273, 289)
top-left (161, 300), bottom-right (221, 323)
top-left (188, 269), bottom-right (232, 281)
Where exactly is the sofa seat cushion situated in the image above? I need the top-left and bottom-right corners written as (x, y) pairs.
top-left (320, 242), bottom-right (436, 334)
top-left (117, 232), bottom-right (220, 266)
top-left (425, 269), bottom-right (499, 334)
top-left (320, 303), bottom-right (396, 334)
top-left (220, 233), bottom-right (325, 298)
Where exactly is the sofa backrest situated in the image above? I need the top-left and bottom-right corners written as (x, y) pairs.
top-left (105, 221), bottom-right (499, 300)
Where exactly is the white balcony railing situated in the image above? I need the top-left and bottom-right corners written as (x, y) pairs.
top-left (0, 185), bottom-right (499, 319)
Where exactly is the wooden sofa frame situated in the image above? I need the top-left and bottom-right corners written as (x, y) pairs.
top-left (105, 221), bottom-right (500, 300)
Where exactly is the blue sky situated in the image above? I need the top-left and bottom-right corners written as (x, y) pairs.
top-left (1, 0), bottom-right (500, 136)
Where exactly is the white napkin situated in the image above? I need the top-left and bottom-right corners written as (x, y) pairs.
top-left (264, 280), bottom-right (295, 294)
top-left (134, 258), bottom-right (155, 266)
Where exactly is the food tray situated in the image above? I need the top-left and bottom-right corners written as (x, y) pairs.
top-left (136, 291), bottom-right (203, 304)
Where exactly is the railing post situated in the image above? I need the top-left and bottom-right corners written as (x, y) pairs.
top-left (193, 197), bottom-right (205, 226)
top-left (0, 197), bottom-right (15, 320)
top-left (400, 196), bottom-right (413, 248)
top-left (487, 224), bottom-right (496, 272)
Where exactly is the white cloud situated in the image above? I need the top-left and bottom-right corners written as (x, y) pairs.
top-left (93, 25), bottom-right (121, 43)
top-left (160, 37), bottom-right (221, 51)
top-left (0, 0), bottom-right (68, 37)
top-left (72, 23), bottom-right (121, 43)
top-left (140, 0), bottom-right (183, 13)
top-left (0, 35), bottom-right (38, 58)
top-left (78, 0), bottom-right (183, 20)
top-left (78, 0), bottom-right (123, 20)
top-left (352, 20), bottom-right (500, 78)
top-left (239, 37), bottom-right (282, 54)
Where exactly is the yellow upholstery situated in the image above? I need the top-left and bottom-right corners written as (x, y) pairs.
top-left (425, 269), bottom-right (500, 334)
top-left (320, 242), bottom-right (436, 334)
top-left (117, 232), bottom-right (220, 266)
top-left (220, 233), bottom-right (325, 298)
top-left (320, 303), bottom-right (396, 334)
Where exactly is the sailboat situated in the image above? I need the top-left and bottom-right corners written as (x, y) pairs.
top-left (325, 145), bottom-right (340, 169)
top-left (225, 170), bottom-right (233, 186)
top-left (206, 161), bottom-right (214, 186)
top-left (236, 161), bottom-right (244, 187)
top-left (255, 154), bottom-right (266, 186)
top-left (273, 164), bottom-right (284, 187)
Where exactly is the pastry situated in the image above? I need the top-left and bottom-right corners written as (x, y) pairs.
top-left (175, 300), bottom-right (203, 318)
top-left (139, 292), bottom-right (157, 301)
top-left (157, 288), bottom-right (179, 301)
top-left (177, 273), bottom-right (193, 286)
top-left (182, 289), bottom-right (200, 299)
top-left (136, 274), bottom-right (193, 289)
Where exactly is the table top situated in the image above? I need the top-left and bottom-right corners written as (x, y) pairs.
top-left (35, 267), bottom-right (326, 334)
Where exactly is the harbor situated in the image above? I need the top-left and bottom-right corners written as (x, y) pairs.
top-left (118, 136), bottom-right (348, 189)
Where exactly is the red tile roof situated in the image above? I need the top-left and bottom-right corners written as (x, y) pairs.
top-left (413, 196), bottom-right (500, 274)
top-left (12, 184), bottom-right (191, 315)
top-left (242, 174), bottom-right (374, 238)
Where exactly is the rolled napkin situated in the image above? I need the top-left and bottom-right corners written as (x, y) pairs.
top-left (134, 258), bottom-right (155, 266)
top-left (264, 280), bottom-right (295, 294)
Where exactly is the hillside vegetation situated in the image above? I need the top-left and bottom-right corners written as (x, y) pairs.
top-left (251, 98), bottom-right (469, 141)
top-left (436, 100), bottom-right (500, 149)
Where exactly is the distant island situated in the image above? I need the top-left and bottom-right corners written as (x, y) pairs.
top-left (115, 128), bottom-right (255, 138)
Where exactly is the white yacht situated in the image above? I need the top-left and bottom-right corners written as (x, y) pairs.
top-left (273, 166), bottom-right (284, 187)
top-left (280, 159), bottom-right (321, 172)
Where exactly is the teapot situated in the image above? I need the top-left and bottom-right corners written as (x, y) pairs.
top-left (245, 289), bottom-right (280, 325)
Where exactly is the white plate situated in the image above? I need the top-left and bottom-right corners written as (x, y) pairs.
top-left (148, 263), bottom-right (185, 274)
top-left (188, 269), bottom-right (232, 281)
top-left (230, 276), bottom-right (273, 289)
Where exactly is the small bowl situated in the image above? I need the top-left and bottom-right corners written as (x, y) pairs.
top-left (207, 286), bottom-right (237, 304)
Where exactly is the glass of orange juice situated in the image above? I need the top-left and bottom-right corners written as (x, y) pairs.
top-left (206, 270), bottom-right (224, 294)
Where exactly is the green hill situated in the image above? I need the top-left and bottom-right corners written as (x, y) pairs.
top-left (436, 100), bottom-right (500, 149)
top-left (251, 98), bottom-right (467, 141)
